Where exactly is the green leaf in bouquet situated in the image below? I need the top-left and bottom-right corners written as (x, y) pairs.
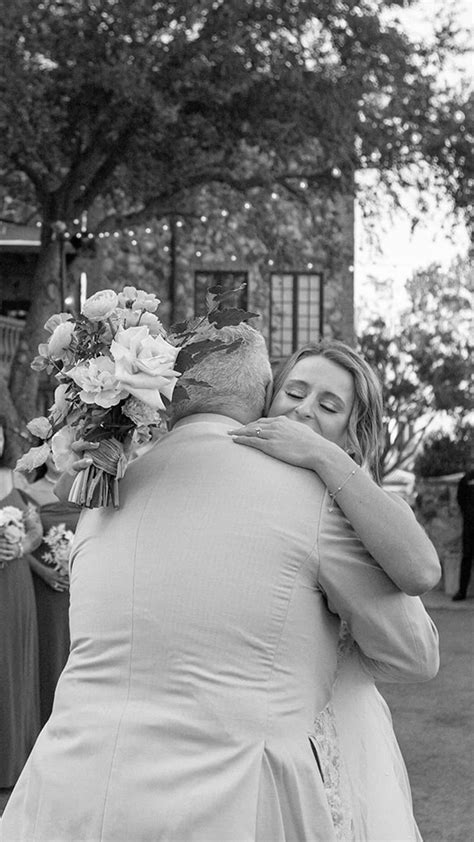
top-left (208, 308), bottom-right (259, 329)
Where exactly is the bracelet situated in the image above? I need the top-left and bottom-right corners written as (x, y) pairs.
top-left (328, 467), bottom-right (358, 512)
top-left (16, 540), bottom-right (24, 558)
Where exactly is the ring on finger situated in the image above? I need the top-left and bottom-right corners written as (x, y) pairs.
top-left (255, 427), bottom-right (262, 437)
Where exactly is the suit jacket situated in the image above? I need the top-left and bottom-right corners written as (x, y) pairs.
top-left (1, 414), bottom-right (438, 842)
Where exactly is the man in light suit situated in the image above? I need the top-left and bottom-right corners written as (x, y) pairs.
top-left (1, 324), bottom-right (439, 842)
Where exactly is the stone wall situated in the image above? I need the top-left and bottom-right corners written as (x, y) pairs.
top-left (414, 473), bottom-right (469, 595)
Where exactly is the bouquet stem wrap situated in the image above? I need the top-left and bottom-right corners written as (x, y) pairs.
top-left (68, 438), bottom-right (129, 508)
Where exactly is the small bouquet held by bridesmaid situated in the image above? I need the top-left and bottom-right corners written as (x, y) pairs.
top-left (41, 523), bottom-right (75, 577)
top-left (16, 283), bottom-right (257, 508)
top-left (0, 506), bottom-right (26, 565)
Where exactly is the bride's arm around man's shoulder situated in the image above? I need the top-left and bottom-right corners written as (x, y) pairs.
top-left (316, 495), bottom-right (439, 685)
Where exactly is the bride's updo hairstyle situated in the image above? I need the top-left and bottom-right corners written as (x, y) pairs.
top-left (169, 323), bottom-right (272, 425)
top-left (271, 340), bottom-right (384, 482)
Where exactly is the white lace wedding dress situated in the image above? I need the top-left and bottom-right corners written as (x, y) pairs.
top-left (313, 628), bottom-right (423, 841)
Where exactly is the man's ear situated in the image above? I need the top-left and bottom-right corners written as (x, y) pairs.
top-left (263, 379), bottom-right (274, 417)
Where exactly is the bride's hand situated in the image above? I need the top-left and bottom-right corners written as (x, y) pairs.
top-left (228, 416), bottom-right (330, 470)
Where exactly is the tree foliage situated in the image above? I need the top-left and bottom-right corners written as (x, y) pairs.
top-left (359, 257), bottom-right (472, 475)
top-left (0, 0), bottom-right (471, 424)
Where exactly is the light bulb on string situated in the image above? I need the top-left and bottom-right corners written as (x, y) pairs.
top-left (244, 202), bottom-right (251, 210)
top-left (176, 220), bottom-right (184, 228)
top-left (163, 245), bottom-right (169, 253)
top-left (200, 215), bottom-right (208, 223)
top-left (128, 230), bottom-right (135, 237)
top-left (221, 209), bottom-right (229, 217)
top-left (307, 262), bottom-right (314, 270)
top-left (162, 224), bottom-right (169, 231)
top-left (145, 227), bottom-right (152, 234)
top-left (331, 167), bottom-right (341, 178)
top-left (299, 180), bottom-right (308, 189)
top-left (196, 250), bottom-right (202, 258)
top-left (268, 259), bottom-right (274, 266)
top-left (230, 254), bottom-right (237, 262)
top-left (271, 192), bottom-right (278, 200)
top-left (113, 232), bottom-right (120, 238)
top-left (131, 239), bottom-right (137, 246)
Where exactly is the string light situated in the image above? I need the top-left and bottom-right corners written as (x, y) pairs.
top-left (200, 215), bottom-right (208, 223)
top-left (244, 202), bottom-right (251, 210)
top-left (271, 192), bottom-right (278, 200)
top-left (299, 180), bottom-right (308, 189)
top-left (176, 220), bottom-right (184, 228)
top-left (145, 227), bottom-right (152, 234)
top-left (221, 209), bottom-right (229, 217)
top-left (331, 167), bottom-right (341, 178)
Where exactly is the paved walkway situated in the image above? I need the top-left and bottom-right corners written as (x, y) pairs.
top-left (2, 593), bottom-right (473, 840)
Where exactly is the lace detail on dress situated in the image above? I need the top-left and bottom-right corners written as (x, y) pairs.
top-left (311, 623), bottom-right (355, 842)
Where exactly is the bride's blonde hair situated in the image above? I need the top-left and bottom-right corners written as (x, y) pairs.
top-left (272, 341), bottom-right (384, 482)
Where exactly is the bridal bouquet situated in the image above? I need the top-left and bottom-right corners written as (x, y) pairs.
top-left (0, 506), bottom-right (26, 562)
top-left (41, 523), bottom-right (75, 576)
top-left (16, 283), bottom-right (257, 508)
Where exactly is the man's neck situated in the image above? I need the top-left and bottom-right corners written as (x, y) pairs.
top-left (172, 405), bottom-right (260, 429)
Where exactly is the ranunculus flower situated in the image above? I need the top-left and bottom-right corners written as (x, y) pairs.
top-left (48, 383), bottom-right (71, 424)
top-left (27, 416), bottom-right (52, 439)
top-left (47, 320), bottom-right (75, 360)
top-left (44, 313), bottom-right (72, 334)
top-left (68, 356), bottom-right (127, 408)
top-left (16, 443), bottom-right (51, 473)
top-left (50, 425), bottom-right (77, 474)
top-left (81, 289), bottom-right (118, 322)
top-left (110, 326), bottom-right (180, 410)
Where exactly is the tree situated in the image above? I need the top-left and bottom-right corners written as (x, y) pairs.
top-left (0, 0), bottom-right (471, 436)
top-left (359, 257), bottom-right (472, 475)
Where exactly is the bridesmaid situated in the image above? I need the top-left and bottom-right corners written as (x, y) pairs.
top-left (0, 421), bottom-right (42, 788)
top-left (27, 459), bottom-right (81, 727)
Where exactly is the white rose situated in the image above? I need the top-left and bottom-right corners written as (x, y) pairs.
top-left (50, 425), bottom-right (77, 474)
top-left (47, 321), bottom-right (75, 360)
top-left (68, 356), bottom-right (127, 408)
top-left (81, 290), bottom-right (118, 322)
top-left (117, 287), bottom-right (160, 312)
top-left (110, 326), bottom-right (180, 410)
top-left (26, 416), bottom-right (52, 440)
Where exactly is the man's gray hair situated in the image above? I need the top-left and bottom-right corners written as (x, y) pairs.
top-left (170, 323), bottom-right (272, 424)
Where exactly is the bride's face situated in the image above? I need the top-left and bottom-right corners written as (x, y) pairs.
top-left (268, 356), bottom-right (355, 448)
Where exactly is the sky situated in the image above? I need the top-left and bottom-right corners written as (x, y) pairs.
top-left (354, 0), bottom-right (472, 327)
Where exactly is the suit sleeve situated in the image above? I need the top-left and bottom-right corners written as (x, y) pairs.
top-left (316, 491), bottom-right (440, 684)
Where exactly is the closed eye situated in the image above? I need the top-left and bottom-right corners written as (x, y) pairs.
top-left (320, 403), bottom-right (338, 413)
top-left (285, 389), bottom-right (306, 400)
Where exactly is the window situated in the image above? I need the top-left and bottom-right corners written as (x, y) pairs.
top-left (269, 272), bottom-right (323, 357)
top-left (194, 271), bottom-right (248, 316)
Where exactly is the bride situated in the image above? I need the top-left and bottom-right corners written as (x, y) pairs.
top-left (229, 339), bottom-right (440, 842)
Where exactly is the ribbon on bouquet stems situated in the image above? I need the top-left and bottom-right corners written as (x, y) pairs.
top-left (68, 438), bottom-right (129, 508)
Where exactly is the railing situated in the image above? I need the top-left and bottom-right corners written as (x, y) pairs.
top-left (0, 315), bottom-right (25, 369)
